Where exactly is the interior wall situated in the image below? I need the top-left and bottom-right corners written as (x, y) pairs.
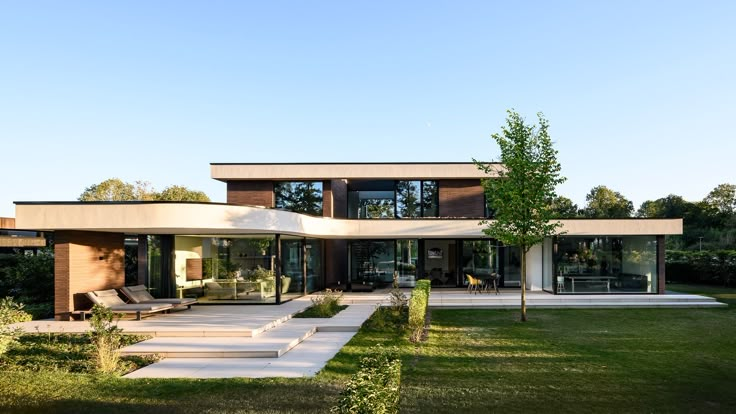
top-left (526, 243), bottom-right (543, 290)
top-left (174, 236), bottom-right (203, 288)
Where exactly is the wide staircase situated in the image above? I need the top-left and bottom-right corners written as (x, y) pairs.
top-left (120, 300), bottom-right (378, 378)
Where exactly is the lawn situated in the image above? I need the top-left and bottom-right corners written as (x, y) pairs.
top-left (1, 288), bottom-right (734, 413)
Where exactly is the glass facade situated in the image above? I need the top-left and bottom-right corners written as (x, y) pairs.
top-left (396, 181), bottom-right (421, 218)
top-left (349, 240), bottom-right (396, 287)
top-left (424, 240), bottom-right (457, 287)
top-left (274, 181), bottom-right (323, 216)
top-left (348, 180), bottom-right (439, 218)
top-left (306, 239), bottom-right (325, 293)
top-left (554, 236), bottom-right (658, 294)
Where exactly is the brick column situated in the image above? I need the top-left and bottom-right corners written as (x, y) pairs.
top-left (54, 231), bottom-right (125, 320)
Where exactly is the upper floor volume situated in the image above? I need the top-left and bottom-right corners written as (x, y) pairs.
top-left (211, 162), bottom-right (504, 219)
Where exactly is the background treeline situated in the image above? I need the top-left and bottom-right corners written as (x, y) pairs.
top-left (551, 183), bottom-right (736, 251)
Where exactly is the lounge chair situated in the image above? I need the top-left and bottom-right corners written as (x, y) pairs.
top-left (120, 285), bottom-right (197, 310)
top-left (86, 289), bottom-right (173, 320)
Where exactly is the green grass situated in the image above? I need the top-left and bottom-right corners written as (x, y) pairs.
top-left (1, 287), bottom-right (735, 413)
top-left (667, 282), bottom-right (736, 306)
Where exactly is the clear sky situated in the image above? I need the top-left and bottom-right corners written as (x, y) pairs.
top-left (1, 1), bottom-right (735, 218)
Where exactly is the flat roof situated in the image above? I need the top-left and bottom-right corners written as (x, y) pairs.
top-left (14, 202), bottom-right (683, 238)
top-left (210, 162), bottom-right (503, 181)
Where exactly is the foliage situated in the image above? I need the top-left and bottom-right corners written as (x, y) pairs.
top-left (243, 265), bottom-right (274, 281)
top-left (78, 178), bottom-right (139, 201)
top-left (156, 185), bottom-right (210, 202)
top-left (363, 306), bottom-right (408, 332)
top-left (582, 185), bottom-right (634, 218)
top-left (295, 304), bottom-right (348, 318)
top-left (332, 346), bottom-right (402, 414)
top-left (0, 297), bottom-right (32, 326)
top-left (408, 280), bottom-right (430, 342)
top-left (388, 274), bottom-right (408, 313)
top-left (79, 178), bottom-right (210, 202)
top-left (0, 297), bottom-right (32, 357)
top-left (475, 110), bottom-right (565, 321)
top-left (666, 250), bottom-right (736, 287)
top-left (0, 333), bottom-right (152, 374)
top-left (0, 248), bottom-right (54, 311)
top-left (548, 195), bottom-right (579, 218)
top-left (274, 182), bottom-right (323, 215)
top-left (303, 289), bottom-right (344, 317)
top-left (88, 305), bottom-right (123, 374)
top-left (703, 183), bottom-right (736, 216)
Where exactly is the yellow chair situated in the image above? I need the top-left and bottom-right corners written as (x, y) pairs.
top-left (465, 274), bottom-right (482, 294)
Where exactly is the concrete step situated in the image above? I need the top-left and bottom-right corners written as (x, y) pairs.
top-left (119, 305), bottom-right (378, 358)
top-left (123, 331), bottom-right (357, 379)
top-left (120, 324), bottom-right (317, 358)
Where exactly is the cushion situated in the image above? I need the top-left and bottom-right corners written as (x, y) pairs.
top-left (121, 285), bottom-right (158, 304)
top-left (89, 290), bottom-right (125, 307)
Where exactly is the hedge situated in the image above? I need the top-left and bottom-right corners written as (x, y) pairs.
top-left (408, 280), bottom-right (431, 342)
top-left (666, 250), bottom-right (736, 287)
top-left (332, 347), bottom-right (402, 414)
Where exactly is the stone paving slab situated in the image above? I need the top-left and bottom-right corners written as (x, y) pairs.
top-left (124, 332), bottom-right (356, 378)
top-left (120, 324), bottom-right (317, 358)
top-left (11, 300), bottom-right (313, 336)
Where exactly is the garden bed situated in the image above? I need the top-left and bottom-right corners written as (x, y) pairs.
top-left (293, 304), bottom-right (348, 318)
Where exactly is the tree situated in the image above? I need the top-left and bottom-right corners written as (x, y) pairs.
top-left (703, 183), bottom-right (736, 216)
top-left (475, 110), bottom-right (566, 322)
top-left (78, 178), bottom-right (136, 201)
top-left (549, 195), bottom-right (579, 218)
top-left (274, 182), bottom-right (322, 215)
top-left (582, 185), bottom-right (634, 218)
top-left (79, 179), bottom-right (209, 202)
top-left (156, 185), bottom-right (210, 202)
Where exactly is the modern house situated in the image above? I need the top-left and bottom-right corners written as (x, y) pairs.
top-left (14, 162), bottom-right (682, 320)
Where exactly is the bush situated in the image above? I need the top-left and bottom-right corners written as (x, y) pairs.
top-left (408, 280), bottom-right (431, 343)
top-left (307, 289), bottom-right (344, 317)
top-left (332, 346), bottom-right (402, 414)
top-left (666, 250), bottom-right (736, 287)
top-left (88, 305), bottom-right (123, 374)
top-left (0, 297), bottom-right (32, 357)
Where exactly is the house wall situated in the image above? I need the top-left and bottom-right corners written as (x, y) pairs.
top-left (227, 181), bottom-right (274, 207)
top-left (54, 231), bottom-right (125, 321)
top-left (438, 179), bottom-right (485, 218)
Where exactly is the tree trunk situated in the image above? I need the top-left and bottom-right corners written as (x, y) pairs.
top-left (520, 248), bottom-right (527, 322)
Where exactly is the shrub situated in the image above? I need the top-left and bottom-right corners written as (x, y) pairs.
top-left (308, 289), bottom-right (344, 317)
top-left (332, 346), bottom-right (401, 414)
top-left (88, 305), bottom-right (123, 374)
top-left (388, 272), bottom-right (408, 313)
top-left (666, 250), bottom-right (736, 287)
top-left (0, 297), bottom-right (32, 357)
top-left (408, 280), bottom-right (430, 342)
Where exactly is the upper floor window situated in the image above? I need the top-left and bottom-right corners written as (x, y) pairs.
top-left (348, 180), bottom-right (438, 219)
top-left (274, 181), bottom-right (323, 216)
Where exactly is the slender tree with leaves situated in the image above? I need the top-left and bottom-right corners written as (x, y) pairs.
top-left (475, 110), bottom-right (566, 321)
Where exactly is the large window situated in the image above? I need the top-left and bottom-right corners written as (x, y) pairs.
top-left (349, 240), bottom-right (396, 286)
top-left (348, 180), bottom-right (439, 219)
top-left (554, 236), bottom-right (658, 294)
top-left (274, 182), bottom-right (323, 215)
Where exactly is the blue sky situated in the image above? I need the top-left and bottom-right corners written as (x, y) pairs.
top-left (1, 1), bottom-right (735, 217)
